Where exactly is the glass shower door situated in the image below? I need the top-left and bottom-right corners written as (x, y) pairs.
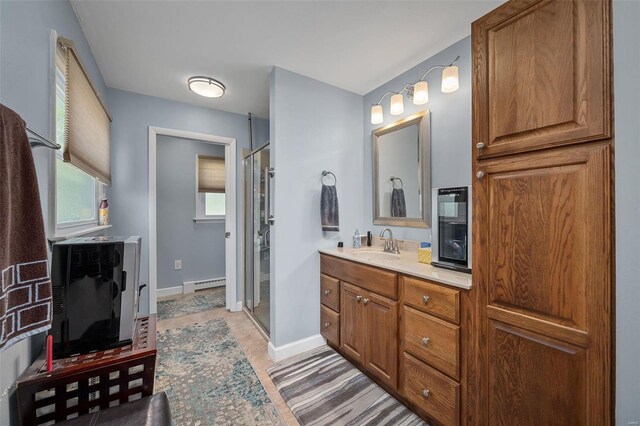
top-left (244, 145), bottom-right (271, 334)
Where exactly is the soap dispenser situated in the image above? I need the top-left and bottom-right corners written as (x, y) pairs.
top-left (353, 229), bottom-right (362, 248)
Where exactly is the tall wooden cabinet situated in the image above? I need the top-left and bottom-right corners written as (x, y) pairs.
top-left (471, 0), bottom-right (614, 425)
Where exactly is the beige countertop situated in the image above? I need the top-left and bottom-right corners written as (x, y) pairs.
top-left (318, 246), bottom-right (472, 290)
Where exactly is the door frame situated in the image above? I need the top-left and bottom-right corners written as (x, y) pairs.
top-left (148, 126), bottom-right (238, 314)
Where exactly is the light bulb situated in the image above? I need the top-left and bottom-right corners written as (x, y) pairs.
top-left (371, 105), bottom-right (383, 125)
top-left (441, 66), bottom-right (459, 93)
top-left (390, 93), bottom-right (404, 115)
top-left (413, 81), bottom-right (429, 105)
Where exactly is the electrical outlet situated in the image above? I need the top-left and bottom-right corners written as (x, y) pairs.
top-left (174, 259), bottom-right (182, 270)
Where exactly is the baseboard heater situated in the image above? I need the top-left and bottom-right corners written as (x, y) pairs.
top-left (183, 277), bottom-right (226, 293)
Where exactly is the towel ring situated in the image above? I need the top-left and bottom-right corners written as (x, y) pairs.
top-left (390, 176), bottom-right (403, 189)
top-left (322, 170), bottom-right (337, 186)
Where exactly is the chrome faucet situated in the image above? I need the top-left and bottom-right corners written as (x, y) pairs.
top-left (379, 228), bottom-right (400, 254)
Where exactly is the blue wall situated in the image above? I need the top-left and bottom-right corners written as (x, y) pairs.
top-left (106, 88), bottom-right (268, 313)
top-left (613, 0), bottom-right (640, 422)
top-left (362, 37), bottom-right (472, 242)
top-left (0, 1), bottom-right (108, 424)
top-left (270, 67), bottom-right (363, 349)
top-left (157, 136), bottom-right (226, 290)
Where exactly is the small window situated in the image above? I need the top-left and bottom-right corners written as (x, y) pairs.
top-left (205, 193), bottom-right (226, 216)
top-left (195, 155), bottom-right (225, 221)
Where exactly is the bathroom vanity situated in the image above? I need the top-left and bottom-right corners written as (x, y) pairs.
top-left (318, 247), bottom-right (471, 426)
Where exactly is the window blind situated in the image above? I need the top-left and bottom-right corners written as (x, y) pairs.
top-left (59, 37), bottom-right (112, 186)
top-left (198, 156), bottom-right (225, 193)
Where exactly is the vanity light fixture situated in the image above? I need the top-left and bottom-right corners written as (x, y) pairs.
top-left (390, 93), bottom-right (404, 115)
top-left (370, 56), bottom-right (460, 124)
top-left (371, 105), bottom-right (384, 125)
top-left (188, 76), bottom-right (226, 98)
top-left (441, 65), bottom-right (459, 93)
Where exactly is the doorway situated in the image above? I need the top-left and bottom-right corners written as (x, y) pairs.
top-left (243, 143), bottom-right (271, 334)
top-left (148, 127), bottom-right (237, 315)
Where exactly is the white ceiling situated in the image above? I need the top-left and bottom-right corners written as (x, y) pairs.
top-left (71, 1), bottom-right (502, 118)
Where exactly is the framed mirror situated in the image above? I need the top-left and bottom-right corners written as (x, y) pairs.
top-left (372, 110), bottom-right (431, 228)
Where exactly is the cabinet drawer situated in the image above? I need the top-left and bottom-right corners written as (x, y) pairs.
top-left (402, 352), bottom-right (459, 426)
top-left (321, 255), bottom-right (398, 300)
top-left (321, 305), bottom-right (340, 347)
top-left (403, 276), bottom-right (459, 323)
top-left (403, 306), bottom-right (460, 380)
top-left (320, 274), bottom-right (340, 312)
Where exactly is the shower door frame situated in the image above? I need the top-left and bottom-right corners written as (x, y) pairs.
top-left (242, 143), bottom-right (271, 337)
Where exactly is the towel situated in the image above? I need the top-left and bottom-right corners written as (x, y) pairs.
top-left (0, 104), bottom-right (52, 351)
top-left (391, 188), bottom-right (407, 217)
top-left (321, 184), bottom-right (339, 232)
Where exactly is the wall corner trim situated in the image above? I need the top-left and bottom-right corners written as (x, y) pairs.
top-left (267, 334), bottom-right (326, 362)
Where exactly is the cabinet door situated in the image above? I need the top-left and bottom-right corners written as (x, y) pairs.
top-left (340, 282), bottom-right (365, 364)
top-left (364, 291), bottom-right (398, 389)
top-left (472, 0), bottom-right (611, 159)
top-left (473, 143), bottom-right (613, 425)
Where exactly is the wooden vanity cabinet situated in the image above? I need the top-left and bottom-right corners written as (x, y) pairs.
top-left (321, 254), bottom-right (469, 425)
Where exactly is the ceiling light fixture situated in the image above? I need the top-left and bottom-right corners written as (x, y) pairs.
top-left (370, 56), bottom-right (460, 125)
top-left (188, 76), bottom-right (226, 98)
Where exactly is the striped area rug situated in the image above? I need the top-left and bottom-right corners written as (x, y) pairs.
top-left (267, 346), bottom-right (427, 426)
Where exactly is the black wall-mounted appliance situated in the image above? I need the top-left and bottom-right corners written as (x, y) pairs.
top-left (50, 236), bottom-right (141, 358)
top-left (431, 186), bottom-right (472, 273)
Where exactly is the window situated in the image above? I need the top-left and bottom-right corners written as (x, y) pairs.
top-left (53, 38), bottom-right (106, 232)
top-left (195, 155), bottom-right (225, 221)
top-left (204, 193), bottom-right (226, 216)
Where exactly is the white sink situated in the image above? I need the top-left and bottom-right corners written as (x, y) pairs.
top-left (351, 250), bottom-right (401, 261)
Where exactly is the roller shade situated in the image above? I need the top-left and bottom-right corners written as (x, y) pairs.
top-left (198, 156), bottom-right (225, 193)
top-left (60, 37), bottom-right (112, 186)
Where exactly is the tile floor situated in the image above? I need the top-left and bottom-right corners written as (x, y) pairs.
top-left (156, 291), bottom-right (299, 425)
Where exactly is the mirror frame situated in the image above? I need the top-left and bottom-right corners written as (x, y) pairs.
top-left (372, 110), bottom-right (431, 228)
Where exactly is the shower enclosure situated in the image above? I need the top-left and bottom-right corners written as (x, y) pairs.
top-left (243, 143), bottom-right (272, 334)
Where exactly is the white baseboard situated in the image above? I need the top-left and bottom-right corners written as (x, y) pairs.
top-left (156, 285), bottom-right (182, 298)
top-left (235, 301), bottom-right (243, 312)
top-left (268, 334), bottom-right (326, 362)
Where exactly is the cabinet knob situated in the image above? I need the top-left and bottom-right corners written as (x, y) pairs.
top-left (323, 290), bottom-right (331, 296)
top-left (323, 322), bottom-right (330, 328)
top-left (363, 298), bottom-right (369, 305)
top-left (422, 295), bottom-right (430, 304)
top-left (476, 170), bottom-right (485, 179)
top-left (476, 142), bottom-right (485, 149)
top-left (356, 295), bottom-right (363, 302)
top-left (422, 389), bottom-right (431, 398)
top-left (421, 337), bottom-right (430, 346)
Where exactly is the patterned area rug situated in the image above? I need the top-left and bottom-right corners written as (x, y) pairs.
top-left (156, 317), bottom-right (281, 425)
top-left (157, 287), bottom-right (226, 320)
top-left (267, 346), bottom-right (427, 426)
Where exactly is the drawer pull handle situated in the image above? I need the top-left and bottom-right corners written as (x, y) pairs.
top-left (421, 337), bottom-right (430, 346)
top-left (363, 298), bottom-right (369, 305)
top-left (356, 295), bottom-right (363, 302)
top-left (422, 389), bottom-right (430, 398)
top-left (323, 290), bottom-right (331, 296)
top-left (323, 322), bottom-right (330, 328)
top-left (422, 295), bottom-right (430, 304)
top-left (476, 142), bottom-right (485, 149)
top-left (476, 170), bottom-right (485, 179)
